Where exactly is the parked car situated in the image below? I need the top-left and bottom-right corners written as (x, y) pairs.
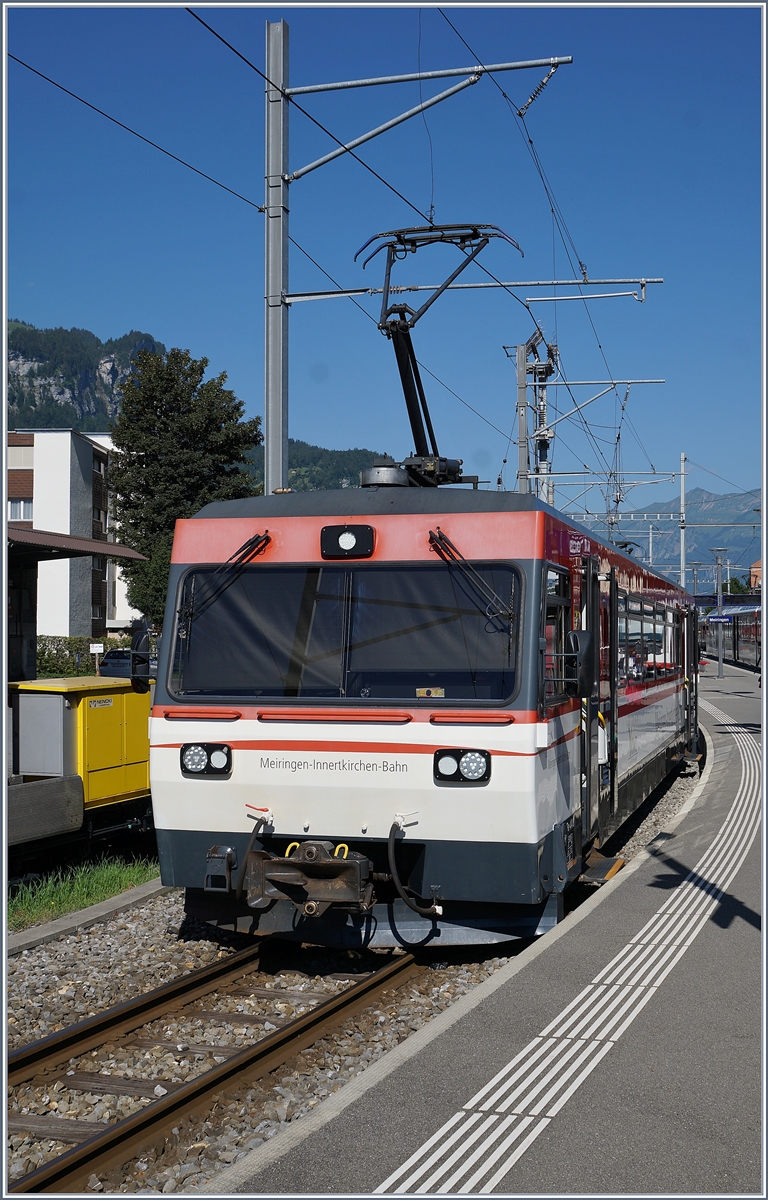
top-left (98, 649), bottom-right (132, 677)
top-left (98, 649), bottom-right (158, 678)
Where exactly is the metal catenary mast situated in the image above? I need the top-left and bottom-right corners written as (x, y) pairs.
top-left (263, 18), bottom-right (573, 494)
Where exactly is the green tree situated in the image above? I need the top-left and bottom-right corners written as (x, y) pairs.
top-left (725, 575), bottom-right (750, 594)
top-left (109, 348), bottom-right (261, 624)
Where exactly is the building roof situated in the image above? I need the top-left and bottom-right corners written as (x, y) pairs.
top-left (702, 604), bottom-right (761, 617)
top-left (8, 527), bottom-right (145, 563)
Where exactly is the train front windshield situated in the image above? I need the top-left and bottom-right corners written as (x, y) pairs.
top-left (171, 562), bottom-right (520, 702)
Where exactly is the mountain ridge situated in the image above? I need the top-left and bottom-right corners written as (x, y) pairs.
top-left (8, 319), bottom-right (165, 431)
top-left (609, 487), bottom-right (761, 581)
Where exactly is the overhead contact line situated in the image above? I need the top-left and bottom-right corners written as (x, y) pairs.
top-left (7, 54), bottom-right (264, 212)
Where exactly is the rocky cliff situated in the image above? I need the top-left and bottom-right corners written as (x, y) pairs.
top-left (7, 321), bottom-right (165, 431)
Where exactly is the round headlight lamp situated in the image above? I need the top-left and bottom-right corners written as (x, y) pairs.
top-left (338, 531), bottom-right (357, 551)
top-left (436, 754), bottom-right (459, 777)
top-left (459, 751), bottom-right (487, 781)
top-left (182, 744), bottom-right (208, 773)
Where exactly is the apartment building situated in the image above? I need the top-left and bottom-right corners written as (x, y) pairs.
top-left (7, 429), bottom-right (141, 637)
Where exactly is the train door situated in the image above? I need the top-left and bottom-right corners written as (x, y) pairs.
top-left (684, 605), bottom-right (699, 752)
top-left (580, 555), bottom-right (600, 843)
top-left (596, 567), bottom-right (619, 843)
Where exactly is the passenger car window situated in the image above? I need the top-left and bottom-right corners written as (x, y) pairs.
top-left (543, 566), bottom-right (571, 702)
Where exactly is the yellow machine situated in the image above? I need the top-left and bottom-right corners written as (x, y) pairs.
top-left (7, 677), bottom-right (152, 850)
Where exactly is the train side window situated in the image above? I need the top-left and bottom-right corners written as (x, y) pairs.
top-left (617, 592), bottom-right (628, 688)
top-left (640, 601), bottom-right (655, 681)
top-left (543, 566), bottom-right (571, 701)
top-left (646, 603), bottom-right (664, 677)
top-left (663, 608), bottom-right (676, 673)
top-left (643, 613), bottom-right (655, 679)
top-left (673, 610), bottom-right (683, 670)
top-left (627, 596), bottom-right (643, 681)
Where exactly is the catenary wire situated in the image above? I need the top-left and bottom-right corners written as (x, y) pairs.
top-left (289, 236), bottom-right (515, 444)
top-left (9, 43), bottom-right (518, 459)
top-left (436, 9), bottom-right (660, 497)
top-left (184, 3), bottom-right (578, 467)
top-left (8, 53), bottom-right (265, 211)
top-left (185, 7), bottom-right (550, 343)
top-left (185, 8), bottom-right (435, 227)
top-left (516, 115), bottom-right (658, 478)
top-left (435, 10), bottom-right (615, 504)
top-left (418, 9), bottom-right (436, 223)
top-left (685, 460), bottom-right (762, 498)
top-left (289, 236), bottom-right (378, 327)
top-left (13, 22), bottom-right (676, 500)
top-left (293, 237), bottom-right (599, 472)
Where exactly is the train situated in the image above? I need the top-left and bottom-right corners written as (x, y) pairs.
top-left (144, 224), bottom-right (698, 948)
top-left (145, 488), bottom-right (699, 949)
top-left (701, 604), bottom-right (761, 670)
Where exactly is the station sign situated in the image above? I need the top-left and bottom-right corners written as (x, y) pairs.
top-left (707, 615), bottom-right (732, 624)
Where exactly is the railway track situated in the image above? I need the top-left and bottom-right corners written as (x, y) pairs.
top-left (8, 943), bottom-right (420, 1193)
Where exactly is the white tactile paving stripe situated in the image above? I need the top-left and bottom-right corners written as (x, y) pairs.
top-left (376, 700), bottom-right (761, 1193)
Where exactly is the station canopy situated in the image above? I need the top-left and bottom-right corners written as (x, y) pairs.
top-left (8, 527), bottom-right (145, 564)
top-left (701, 604), bottom-right (761, 618)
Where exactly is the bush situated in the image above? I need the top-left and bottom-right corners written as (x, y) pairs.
top-left (36, 635), bottom-right (132, 678)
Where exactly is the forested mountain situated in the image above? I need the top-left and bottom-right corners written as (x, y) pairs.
top-left (7, 319), bottom-right (165, 431)
top-left (7, 320), bottom-right (385, 487)
top-left (246, 439), bottom-right (385, 491)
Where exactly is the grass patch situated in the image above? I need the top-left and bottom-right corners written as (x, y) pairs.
top-left (8, 857), bottom-right (160, 932)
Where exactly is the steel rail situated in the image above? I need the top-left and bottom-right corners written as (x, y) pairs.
top-left (8, 943), bottom-right (263, 1087)
top-left (9, 951), bottom-right (418, 1193)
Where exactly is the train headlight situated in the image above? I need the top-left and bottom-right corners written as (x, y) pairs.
top-left (459, 751), bottom-right (487, 780)
top-left (180, 744), bottom-right (232, 777)
top-left (436, 754), bottom-right (459, 777)
top-left (434, 748), bottom-right (490, 784)
top-left (182, 745), bottom-right (208, 772)
top-left (320, 524), bottom-right (374, 558)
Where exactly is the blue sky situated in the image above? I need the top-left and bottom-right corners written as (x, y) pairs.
top-left (6, 5), bottom-right (764, 510)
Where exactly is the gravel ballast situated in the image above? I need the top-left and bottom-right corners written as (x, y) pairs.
top-left (7, 758), bottom-right (701, 1192)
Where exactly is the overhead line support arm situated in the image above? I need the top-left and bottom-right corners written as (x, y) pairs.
top-left (285, 57), bottom-right (573, 95)
top-left (290, 75), bottom-right (479, 181)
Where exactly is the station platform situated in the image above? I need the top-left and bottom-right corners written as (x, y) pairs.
top-left (205, 666), bottom-right (762, 1196)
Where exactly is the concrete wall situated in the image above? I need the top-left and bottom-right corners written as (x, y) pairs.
top-left (28, 429), bottom-right (140, 635)
top-left (34, 432), bottom-right (73, 635)
top-left (107, 561), bottom-right (141, 630)
top-left (69, 434), bottom-right (93, 537)
top-left (91, 434), bottom-right (142, 629)
top-left (69, 434), bottom-right (96, 636)
top-left (36, 559), bottom-right (71, 636)
top-left (33, 432), bottom-right (71, 534)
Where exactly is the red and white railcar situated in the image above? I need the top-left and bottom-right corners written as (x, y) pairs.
top-left (147, 489), bottom-right (698, 947)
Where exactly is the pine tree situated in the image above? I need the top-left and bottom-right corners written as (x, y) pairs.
top-left (109, 348), bottom-right (261, 623)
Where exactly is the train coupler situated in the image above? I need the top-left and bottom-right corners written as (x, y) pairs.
top-left (242, 841), bottom-right (374, 917)
top-left (204, 845), bottom-right (238, 892)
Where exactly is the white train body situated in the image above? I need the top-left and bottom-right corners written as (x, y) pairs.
top-left (149, 490), bottom-right (696, 947)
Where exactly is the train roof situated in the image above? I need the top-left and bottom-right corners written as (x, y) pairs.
top-left (195, 488), bottom-right (543, 520)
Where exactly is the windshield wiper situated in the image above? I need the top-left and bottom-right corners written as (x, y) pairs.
top-left (428, 527), bottom-right (515, 621)
top-left (178, 530), bottom-right (271, 633)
